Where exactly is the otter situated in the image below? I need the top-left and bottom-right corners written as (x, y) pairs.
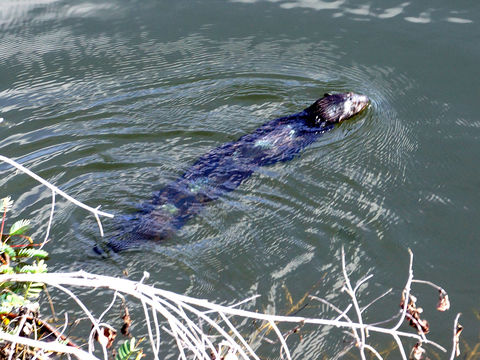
top-left (99, 92), bottom-right (369, 252)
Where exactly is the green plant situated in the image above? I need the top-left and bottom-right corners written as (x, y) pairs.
top-left (115, 337), bottom-right (144, 360)
top-left (0, 196), bottom-right (144, 359)
top-left (0, 196), bottom-right (48, 315)
top-left (0, 196), bottom-right (53, 358)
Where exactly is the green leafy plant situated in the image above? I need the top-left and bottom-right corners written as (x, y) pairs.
top-left (0, 196), bottom-right (145, 359)
top-left (115, 337), bottom-right (144, 360)
top-left (0, 196), bottom-right (48, 313)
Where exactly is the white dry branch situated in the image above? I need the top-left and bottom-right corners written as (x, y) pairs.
top-left (450, 313), bottom-right (463, 360)
top-left (0, 331), bottom-right (97, 360)
top-left (0, 154), bottom-right (462, 359)
top-left (0, 254), bottom-right (459, 360)
top-left (0, 155), bottom-right (114, 237)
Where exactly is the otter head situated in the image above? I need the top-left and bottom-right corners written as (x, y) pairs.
top-left (306, 92), bottom-right (369, 124)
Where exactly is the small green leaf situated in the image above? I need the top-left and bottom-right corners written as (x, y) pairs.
top-left (0, 197), bottom-right (13, 213)
top-left (22, 282), bottom-right (44, 300)
top-left (17, 260), bottom-right (48, 274)
top-left (0, 244), bottom-right (15, 258)
top-left (16, 248), bottom-right (49, 259)
top-left (115, 338), bottom-right (142, 360)
top-left (0, 292), bottom-right (27, 313)
top-left (0, 265), bottom-right (14, 274)
top-left (9, 219), bottom-right (30, 236)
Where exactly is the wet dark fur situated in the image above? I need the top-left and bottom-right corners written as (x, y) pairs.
top-left (98, 92), bottom-right (369, 252)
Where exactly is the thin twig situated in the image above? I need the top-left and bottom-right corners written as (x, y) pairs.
top-left (341, 246), bottom-right (366, 359)
top-left (141, 298), bottom-right (159, 359)
top-left (269, 319), bottom-right (292, 360)
top-left (404, 312), bottom-right (428, 342)
top-left (40, 191), bottom-right (55, 250)
top-left (309, 295), bottom-right (360, 345)
top-left (361, 288), bottom-right (393, 314)
top-left (0, 331), bottom-right (97, 360)
top-left (219, 312), bottom-right (261, 360)
top-left (49, 283), bottom-right (107, 359)
top-left (392, 333), bottom-right (407, 360)
top-left (151, 300), bottom-right (161, 357)
top-left (202, 295), bottom-right (260, 315)
top-left (42, 285), bottom-right (57, 322)
top-left (57, 313), bottom-right (69, 344)
top-left (8, 313), bottom-right (28, 360)
top-left (368, 312), bottom-right (401, 327)
top-left (393, 249), bottom-right (414, 332)
top-left (0, 155), bottom-right (113, 237)
top-left (364, 343), bottom-right (383, 360)
top-left (354, 274), bottom-right (374, 294)
top-left (412, 279), bottom-right (447, 294)
top-left (450, 313), bottom-right (462, 360)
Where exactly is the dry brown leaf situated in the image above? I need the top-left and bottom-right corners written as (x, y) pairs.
top-left (436, 291), bottom-right (450, 312)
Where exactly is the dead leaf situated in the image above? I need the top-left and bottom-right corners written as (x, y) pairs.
top-left (94, 326), bottom-right (117, 349)
top-left (436, 291), bottom-right (450, 312)
top-left (409, 342), bottom-right (425, 360)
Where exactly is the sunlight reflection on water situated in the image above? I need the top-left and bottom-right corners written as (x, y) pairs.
top-left (1, 0), bottom-right (479, 357)
top-left (230, 0), bottom-right (473, 24)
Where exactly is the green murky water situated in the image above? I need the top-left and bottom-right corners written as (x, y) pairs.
top-left (1, 0), bottom-right (479, 358)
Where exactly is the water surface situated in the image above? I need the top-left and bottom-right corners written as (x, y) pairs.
top-left (0, 0), bottom-right (479, 358)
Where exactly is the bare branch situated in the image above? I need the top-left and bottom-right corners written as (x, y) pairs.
top-left (40, 191), bottom-right (55, 250)
top-left (341, 246), bottom-right (366, 359)
top-left (450, 313), bottom-right (462, 360)
top-left (411, 279), bottom-right (446, 294)
top-left (393, 248), bottom-right (414, 332)
top-left (0, 155), bottom-right (113, 237)
top-left (0, 331), bottom-right (97, 360)
top-left (361, 288), bottom-right (393, 314)
top-left (0, 265), bottom-right (449, 359)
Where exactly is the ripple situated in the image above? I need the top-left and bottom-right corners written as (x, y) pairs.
top-left (0, 27), bottom-right (414, 357)
top-left (231, 0), bottom-right (473, 24)
top-left (1, 30), bottom-right (414, 263)
top-left (280, 0), bottom-right (346, 11)
top-left (0, 2), bottom-right (475, 358)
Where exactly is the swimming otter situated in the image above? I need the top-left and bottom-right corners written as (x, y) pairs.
top-left (101, 92), bottom-right (369, 252)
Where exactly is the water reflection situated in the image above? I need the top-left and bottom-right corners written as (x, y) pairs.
top-left (0, 25), bottom-right (414, 271)
top-left (404, 11), bottom-right (431, 24)
top-left (280, 0), bottom-right (345, 11)
top-left (63, 3), bottom-right (116, 18)
top-left (0, 0), bottom-right (116, 25)
top-left (231, 0), bottom-right (473, 24)
top-left (445, 16), bottom-right (472, 24)
top-left (0, 0), bottom-right (59, 25)
top-left (1, 0), bottom-right (477, 356)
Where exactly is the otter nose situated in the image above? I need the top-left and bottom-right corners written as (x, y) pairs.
top-left (352, 93), bottom-right (369, 104)
top-left (351, 93), bottom-right (370, 110)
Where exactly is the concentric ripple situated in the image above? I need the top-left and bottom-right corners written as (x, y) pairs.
top-left (0, 17), bottom-right (417, 277)
top-left (0, 2), bottom-right (425, 358)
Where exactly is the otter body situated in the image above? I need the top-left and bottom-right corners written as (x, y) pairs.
top-left (103, 92), bottom-right (369, 252)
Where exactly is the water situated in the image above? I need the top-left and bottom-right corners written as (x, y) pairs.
top-left (0, 0), bottom-right (479, 358)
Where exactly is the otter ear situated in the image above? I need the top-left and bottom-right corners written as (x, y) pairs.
top-left (323, 92), bottom-right (332, 97)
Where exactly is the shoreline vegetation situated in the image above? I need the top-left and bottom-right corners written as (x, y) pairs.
top-left (0, 155), bottom-right (463, 359)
